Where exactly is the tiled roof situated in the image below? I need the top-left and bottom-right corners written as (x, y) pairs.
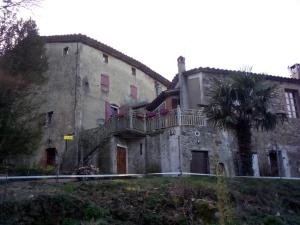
top-left (170, 66), bottom-right (300, 88)
top-left (43, 34), bottom-right (171, 87)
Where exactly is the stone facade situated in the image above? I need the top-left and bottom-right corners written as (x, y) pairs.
top-left (27, 34), bottom-right (169, 170)
top-left (94, 58), bottom-right (300, 178)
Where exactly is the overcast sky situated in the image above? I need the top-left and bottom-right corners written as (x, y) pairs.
top-left (27, 0), bottom-right (300, 80)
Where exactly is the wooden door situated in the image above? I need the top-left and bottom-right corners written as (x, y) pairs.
top-left (117, 146), bottom-right (126, 174)
top-left (191, 151), bottom-right (209, 174)
top-left (269, 151), bottom-right (279, 176)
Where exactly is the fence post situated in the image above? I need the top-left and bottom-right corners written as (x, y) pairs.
top-left (177, 105), bottom-right (182, 126)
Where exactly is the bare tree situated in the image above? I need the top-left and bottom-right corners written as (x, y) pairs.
top-left (0, 0), bottom-right (41, 55)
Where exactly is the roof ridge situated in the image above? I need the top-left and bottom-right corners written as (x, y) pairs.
top-left (43, 34), bottom-right (171, 86)
top-left (169, 66), bottom-right (299, 88)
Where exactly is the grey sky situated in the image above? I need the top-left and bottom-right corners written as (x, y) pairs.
top-left (28, 0), bottom-right (300, 80)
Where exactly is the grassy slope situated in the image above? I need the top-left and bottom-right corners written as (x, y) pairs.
top-left (0, 176), bottom-right (300, 225)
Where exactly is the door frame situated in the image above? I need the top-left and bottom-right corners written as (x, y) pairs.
top-left (116, 144), bottom-right (128, 174)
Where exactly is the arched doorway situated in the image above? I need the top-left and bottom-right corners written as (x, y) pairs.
top-left (46, 148), bottom-right (57, 166)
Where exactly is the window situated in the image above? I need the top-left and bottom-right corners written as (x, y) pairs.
top-left (131, 67), bottom-right (136, 76)
top-left (47, 111), bottom-right (53, 125)
top-left (105, 102), bottom-right (119, 119)
top-left (285, 89), bottom-right (299, 118)
top-left (140, 143), bottom-right (143, 155)
top-left (110, 104), bottom-right (119, 117)
top-left (103, 54), bottom-right (108, 63)
top-left (63, 47), bottom-right (69, 56)
top-left (130, 85), bottom-right (137, 99)
top-left (101, 74), bottom-right (109, 92)
top-left (155, 81), bottom-right (162, 96)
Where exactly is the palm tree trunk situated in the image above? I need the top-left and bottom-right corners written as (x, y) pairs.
top-left (236, 123), bottom-right (253, 176)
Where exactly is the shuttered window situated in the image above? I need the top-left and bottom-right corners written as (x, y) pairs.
top-left (101, 74), bottom-right (109, 92)
top-left (285, 90), bottom-right (299, 118)
top-left (105, 101), bottom-right (111, 120)
top-left (130, 85), bottom-right (137, 99)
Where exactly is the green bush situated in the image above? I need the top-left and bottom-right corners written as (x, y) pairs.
top-left (64, 183), bottom-right (76, 193)
top-left (262, 216), bottom-right (285, 225)
top-left (143, 213), bottom-right (162, 225)
top-left (83, 204), bottom-right (110, 220)
top-left (61, 218), bottom-right (80, 225)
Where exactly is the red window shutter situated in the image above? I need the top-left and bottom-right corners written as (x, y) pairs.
top-left (101, 74), bottom-right (109, 87)
top-left (105, 101), bottom-right (111, 120)
top-left (130, 85), bottom-right (137, 99)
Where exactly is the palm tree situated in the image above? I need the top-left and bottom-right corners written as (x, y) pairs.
top-left (205, 73), bottom-right (286, 176)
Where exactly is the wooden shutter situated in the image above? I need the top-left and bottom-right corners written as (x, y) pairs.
top-left (130, 85), bottom-right (137, 99)
top-left (105, 101), bottom-right (111, 120)
top-left (101, 74), bottom-right (109, 88)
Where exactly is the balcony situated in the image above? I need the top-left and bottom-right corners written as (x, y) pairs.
top-left (99, 108), bottom-right (206, 138)
top-left (81, 108), bottom-right (206, 163)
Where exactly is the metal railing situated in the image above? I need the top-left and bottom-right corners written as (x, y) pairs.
top-left (97, 108), bottom-right (206, 137)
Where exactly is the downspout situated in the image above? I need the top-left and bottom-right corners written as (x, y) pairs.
top-left (177, 56), bottom-right (186, 175)
top-left (74, 42), bottom-right (81, 168)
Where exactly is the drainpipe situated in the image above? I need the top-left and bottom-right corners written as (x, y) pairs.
top-left (177, 57), bottom-right (187, 175)
top-left (74, 42), bottom-right (82, 168)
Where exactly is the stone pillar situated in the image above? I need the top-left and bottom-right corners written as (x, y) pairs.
top-left (177, 56), bottom-right (189, 110)
top-left (129, 108), bottom-right (133, 129)
top-left (177, 105), bottom-right (182, 126)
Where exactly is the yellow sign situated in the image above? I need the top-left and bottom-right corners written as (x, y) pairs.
top-left (64, 135), bottom-right (74, 140)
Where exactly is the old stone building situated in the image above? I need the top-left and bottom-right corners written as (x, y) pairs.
top-left (29, 34), bottom-right (170, 170)
top-left (85, 56), bottom-right (300, 177)
top-left (15, 33), bottom-right (299, 177)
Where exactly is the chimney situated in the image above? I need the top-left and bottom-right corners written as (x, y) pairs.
top-left (177, 56), bottom-right (189, 109)
top-left (289, 64), bottom-right (300, 79)
top-left (177, 56), bottom-right (186, 74)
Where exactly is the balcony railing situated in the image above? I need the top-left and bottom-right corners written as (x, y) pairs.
top-left (81, 107), bottom-right (207, 163)
top-left (99, 108), bottom-right (206, 136)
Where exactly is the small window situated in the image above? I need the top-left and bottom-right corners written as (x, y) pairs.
top-left (140, 143), bottom-right (143, 155)
top-left (130, 85), bottom-right (137, 99)
top-left (101, 74), bottom-right (109, 92)
top-left (63, 47), bottom-right (69, 56)
top-left (103, 54), bottom-right (108, 63)
top-left (155, 81), bottom-right (162, 96)
top-left (285, 89), bottom-right (299, 118)
top-left (131, 67), bottom-right (136, 76)
top-left (47, 111), bottom-right (54, 125)
top-left (110, 104), bottom-right (119, 117)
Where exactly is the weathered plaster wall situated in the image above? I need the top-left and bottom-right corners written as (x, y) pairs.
top-left (79, 44), bottom-right (167, 129)
top-left (32, 42), bottom-right (80, 169)
top-left (97, 136), bottom-right (146, 174)
top-left (30, 40), bottom-right (167, 170)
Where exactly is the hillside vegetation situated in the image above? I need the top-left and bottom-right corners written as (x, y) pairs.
top-left (0, 176), bottom-right (300, 225)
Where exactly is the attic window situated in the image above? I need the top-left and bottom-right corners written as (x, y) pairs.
top-left (63, 47), bottom-right (69, 56)
top-left (103, 54), bottom-right (108, 63)
top-left (131, 67), bottom-right (136, 76)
